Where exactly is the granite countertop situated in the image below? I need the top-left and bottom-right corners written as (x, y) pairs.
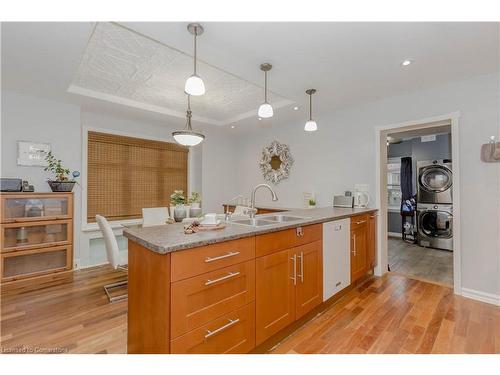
top-left (122, 206), bottom-right (378, 254)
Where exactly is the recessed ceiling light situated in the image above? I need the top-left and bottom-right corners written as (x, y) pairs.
top-left (258, 117), bottom-right (262, 121)
top-left (293, 106), bottom-right (299, 111)
top-left (230, 125), bottom-right (235, 129)
top-left (401, 59), bottom-right (412, 66)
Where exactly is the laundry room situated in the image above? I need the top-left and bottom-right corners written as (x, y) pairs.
top-left (386, 124), bottom-right (454, 286)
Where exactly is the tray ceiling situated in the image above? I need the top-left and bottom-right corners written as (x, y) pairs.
top-left (68, 22), bottom-right (293, 125)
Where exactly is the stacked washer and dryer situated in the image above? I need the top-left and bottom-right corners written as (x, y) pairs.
top-left (416, 160), bottom-right (453, 251)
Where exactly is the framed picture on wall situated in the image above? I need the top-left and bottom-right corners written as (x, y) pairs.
top-left (17, 141), bottom-right (51, 166)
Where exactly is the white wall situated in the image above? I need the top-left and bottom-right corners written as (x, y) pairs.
top-left (234, 73), bottom-right (500, 297)
top-left (1, 90), bottom-right (239, 267)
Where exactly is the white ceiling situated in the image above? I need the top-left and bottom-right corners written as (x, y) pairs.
top-left (2, 22), bottom-right (499, 128)
top-left (69, 23), bottom-right (292, 125)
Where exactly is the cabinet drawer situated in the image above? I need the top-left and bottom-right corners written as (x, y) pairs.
top-left (351, 214), bottom-right (368, 229)
top-left (171, 260), bottom-right (255, 339)
top-left (256, 224), bottom-right (322, 257)
top-left (170, 302), bottom-right (255, 354)
top-left (1, 194), bottom-right (73, 223)
top-left (171, 236), bottom-right (255, 282)
top-left (1, 245), bottom-right (72, 282)
top-left (1, 219), bottom-right (73, 252)
top-left (293, 223), bottom-right (322, 247)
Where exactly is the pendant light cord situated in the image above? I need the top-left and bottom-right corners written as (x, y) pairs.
top-left (186, 95), bottom-right (193, 131)
top-left (193, 27), bottom-right (197, 75)
top-left (264, 71), bottom-right (268, 103)
top-left (309, 92), bottom-right (312, 120)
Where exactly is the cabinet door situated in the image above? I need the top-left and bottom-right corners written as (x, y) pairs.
top-left (295, 241), bottom-right (323, 319)
top-left (367, 214), bottom-right (377, 269)
top-left (256, 248), bottom-right (296, 345)
top-left (350, 224), bottom-right (368, 282)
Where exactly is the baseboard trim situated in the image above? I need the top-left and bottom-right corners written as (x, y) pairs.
top-left (461, 288), bottom-right (500, 306)
top-left (388, 232), bottom-right (402, 238)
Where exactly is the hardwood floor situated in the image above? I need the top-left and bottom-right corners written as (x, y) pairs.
top-left (1, 266), bottom-right (499, 354)
top-left (1, 266), bottom-right (127, 354)
top-left (388, 237), bottom-right (453, 287)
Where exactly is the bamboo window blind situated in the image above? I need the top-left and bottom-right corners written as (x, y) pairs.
top-left (87, 131), bottom-right (188, 222)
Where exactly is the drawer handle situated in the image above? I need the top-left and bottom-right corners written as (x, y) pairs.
top-left (355, 220), bottom-right (367, 225)
top-left (205, 271), bottom-right (240, 286)
top-left (205, 318), bottom-right (240, 339)
top-left (296, 227), bottom-right (304, 237)
top-left (204, 251), bottom-right (240, 263)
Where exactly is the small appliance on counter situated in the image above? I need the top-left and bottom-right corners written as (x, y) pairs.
top-left (353, 184), bottom-right (370, 208)
top-left (333, 195), bottom-right (354, 208)
top-left (1, 178), bottom-right (23, 192)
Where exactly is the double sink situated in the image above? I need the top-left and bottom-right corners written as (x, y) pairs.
top-left (231, 214), bottom-right (307, 227)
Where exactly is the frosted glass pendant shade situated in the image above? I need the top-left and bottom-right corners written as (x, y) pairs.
top-left (185, 75), bottom-right (205, 96)
top-left (173, 131), bottom-right (205, 146)
top-left (258, 102), bottom-right (274, 118)
top-left (304, 120), bottom-right (318, 132)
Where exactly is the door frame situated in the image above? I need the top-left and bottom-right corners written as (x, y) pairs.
top-left (374, 112), bottom-right (461, 295)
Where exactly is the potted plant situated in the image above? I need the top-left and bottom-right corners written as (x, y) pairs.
top-left (189, 191), bottom-right (202, 217)
top-left (308, 198), bottom-right (317, 208)
top-left (170, 190), bottom-right (187, 222)
top-left (189, 192), bottom-right (201, 208)
top-left (44, 151), bottom-right (79, 192)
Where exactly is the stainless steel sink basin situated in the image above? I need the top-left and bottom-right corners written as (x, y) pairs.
top-left (231, 218), bottom-right (276, 227)
top-left (259, 215), bottom-right (306, 222)
top-left (231, 215), bottom-right (308, 227)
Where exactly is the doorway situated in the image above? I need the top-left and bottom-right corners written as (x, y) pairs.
top-left (375, 113), bottom-right (461, 294)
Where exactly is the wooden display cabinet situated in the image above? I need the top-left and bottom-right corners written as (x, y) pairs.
top-left (0, 192), bottom-right (74, 283)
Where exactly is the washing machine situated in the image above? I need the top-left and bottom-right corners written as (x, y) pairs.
top-left (417, 203), bottom-right (453, 251)
top-left (417, 160), bottom-right (453, 204)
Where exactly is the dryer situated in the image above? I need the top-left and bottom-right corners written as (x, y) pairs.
top-left (417, 203), bottom-right (453, 251)
top-left (417, 160), bottom-right (453, 204)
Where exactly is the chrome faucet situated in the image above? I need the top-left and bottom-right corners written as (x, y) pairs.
top-left (248, 184), bottom-right (278, 218)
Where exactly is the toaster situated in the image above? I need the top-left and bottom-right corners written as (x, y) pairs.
top-left (333, 195), bottom-right (354, 208)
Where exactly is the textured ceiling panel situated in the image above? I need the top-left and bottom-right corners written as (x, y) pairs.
top-left (69, 22), bottom-right (293, 125)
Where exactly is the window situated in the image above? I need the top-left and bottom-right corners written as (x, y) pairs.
top-left (387, 158), bottom-right (402, 210)
top-left (87, 131), bottom-right (188, 222)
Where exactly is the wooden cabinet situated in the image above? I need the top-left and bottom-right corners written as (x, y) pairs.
top-left (295, 241), bottom-right (323, 319)
top-left (0, 193), bottom-right (73, 283)
top-left (171, 302), bottom-right (255, 354)
top-left (255, 225), bottom-right (323, 345)
top-left (367, 213), bottom-right (377, 269)
top-left (171, 260), bottom-right (255, 339)
top-left (256, 248), bottom-right (296, 344)
top-left (350, 213), bottom-right (377, 283)
top-left (170, 236), bottom-right (255, 282)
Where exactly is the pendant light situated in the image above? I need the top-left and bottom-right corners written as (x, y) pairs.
top-left (258, 63), bottom-right (274, 118)
top-left (304, 89), bottom-right (318, 132)
top-left (184, 23), bottom-right (205, 96)
top-left (173, 95), bottom-right (205, 146)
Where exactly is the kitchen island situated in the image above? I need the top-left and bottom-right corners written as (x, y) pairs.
top-left (123, 206), bottom-right (378, 354)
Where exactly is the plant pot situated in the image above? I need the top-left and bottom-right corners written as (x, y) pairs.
top-left (190, 202), bottom-right (201, 209)
top-left (190, 207), bottom-right (202, 218)
top-left (47, 181), bottom-right (76, 192)
top-left (173, 205), bottom-right (187, 222)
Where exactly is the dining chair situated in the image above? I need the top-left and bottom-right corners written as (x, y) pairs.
top-left (95, 214), bottom-right (128, 302)
top-left (142, 207), bottom-right (170, 227)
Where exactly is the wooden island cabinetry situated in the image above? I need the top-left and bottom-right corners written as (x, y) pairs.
top-left (126, 209), bottom-right (377, 354)
top-left (255, 224), bottom-right (322, 344)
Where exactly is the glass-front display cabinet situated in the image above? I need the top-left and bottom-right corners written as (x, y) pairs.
top-left (1, 193), bottom-right (73, 223)
top-left (0, 193), bottom-right (74, 283)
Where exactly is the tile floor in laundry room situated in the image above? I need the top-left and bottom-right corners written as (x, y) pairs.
top-left (388, 237), bottom-right (453, 286)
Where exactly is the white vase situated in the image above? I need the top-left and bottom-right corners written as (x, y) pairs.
top-left (173, 205), bottom-right (187, 222)
top-left (191, 202), bottom-right (201, 209)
